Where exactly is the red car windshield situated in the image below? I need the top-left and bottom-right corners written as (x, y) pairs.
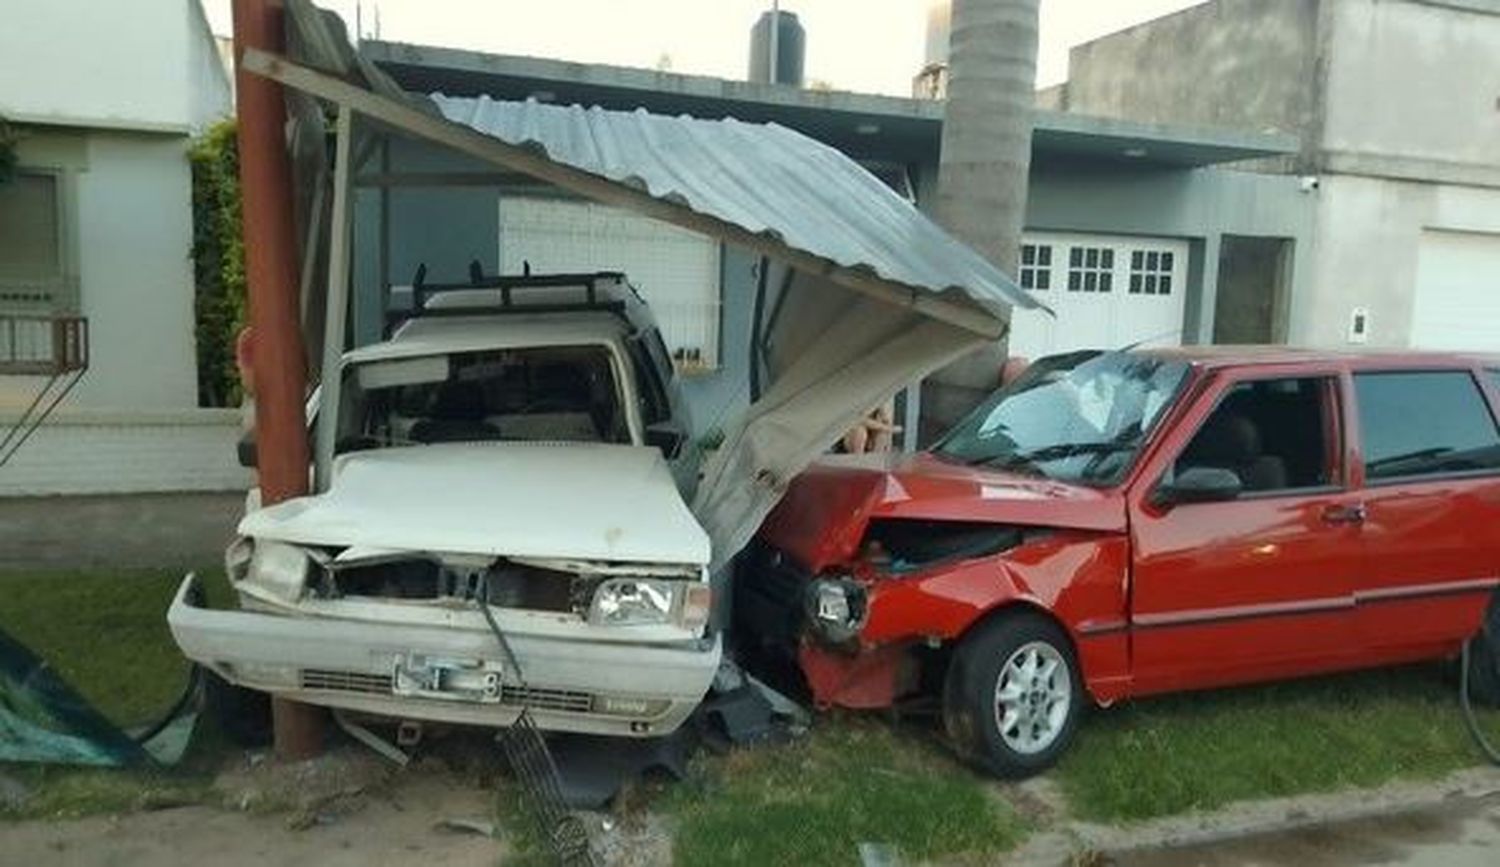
top-left (934, 351), bottom-right (1190, 487)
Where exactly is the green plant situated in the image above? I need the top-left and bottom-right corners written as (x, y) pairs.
top-left (189, 119), bottom-right (247, 408)
top-left (0, 115), bottom-right (19, 184)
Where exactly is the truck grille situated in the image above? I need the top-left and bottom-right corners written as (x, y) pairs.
top-left (501, 685), bottom-right (593, 713)
top-left (301, 668), bottom-right (394, 695)
top-left (299, 668), bottom-right (594, 714)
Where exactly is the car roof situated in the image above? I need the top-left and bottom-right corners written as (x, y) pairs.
top-left (343, 311), bottom-right (630, 364)
top-left (1133, 345), bottom-right (1500, 372)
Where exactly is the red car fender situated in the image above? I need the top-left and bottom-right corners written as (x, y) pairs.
top-left (856, 530), bottom-right (1133, 706)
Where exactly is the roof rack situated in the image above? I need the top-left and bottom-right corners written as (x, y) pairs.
top-left (385, 263), bottom-right (635, 332)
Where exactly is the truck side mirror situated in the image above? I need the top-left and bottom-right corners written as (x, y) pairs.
top-left (237, 428), bottom-right (257, 469)
top-left (645, 421), bottom-right (686, 459)
top-left (1154, 466), bottom-right (1242, 507)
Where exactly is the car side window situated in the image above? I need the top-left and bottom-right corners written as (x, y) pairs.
top-left (626, 335), bottom-right (671, 427)
top-left (1355, 371), bottom-right (1500, 482)
top-left (1174, 376), bottom-right (1336, 494)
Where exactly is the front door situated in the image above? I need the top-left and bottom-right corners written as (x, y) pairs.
top-left (1351, 367), bottom-right (1500, 657)
top-left (1127, 368), bottom-right (1362, 695)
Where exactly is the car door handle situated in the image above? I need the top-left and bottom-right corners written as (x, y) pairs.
top-left (1322, 504), bottom-right (1366, 526)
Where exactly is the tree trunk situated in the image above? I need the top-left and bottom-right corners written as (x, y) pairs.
top-left (921, 0), bottom-right (1039, 444)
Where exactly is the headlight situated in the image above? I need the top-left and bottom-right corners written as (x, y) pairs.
top-left (805, 577), bottom-right (867, 644)
top-left (242, 540), bottom-right (313, 605)
top-left (590, 578), bottom-right (676, 626)
top-left (588, 578), bottom-right (712, 631)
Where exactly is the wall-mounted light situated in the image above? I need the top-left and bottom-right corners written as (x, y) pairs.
top-left (855, 122), bottom-right (881, 136)
top-left (1122, 147), bottom-right (1148, 158)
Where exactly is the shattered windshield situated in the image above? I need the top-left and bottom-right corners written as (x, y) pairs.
top-left (933, 351), bottom-right (1190, 486)
top-left (336, 345), bottom-right (630, 452)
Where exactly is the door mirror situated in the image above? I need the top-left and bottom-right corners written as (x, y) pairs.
top-left (237, 428), bottom-right (257, 468)
top-left (1155, 466), bottom-right (1242, 506)
top-left (645, 421), bottom-right (686, 459)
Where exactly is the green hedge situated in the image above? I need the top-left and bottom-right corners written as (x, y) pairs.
top-left (0, 115), bottom-right (18, 184)
top-left (189, 119), bottom-right (247, 408)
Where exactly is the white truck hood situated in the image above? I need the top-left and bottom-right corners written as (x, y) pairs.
top-left (239, 442), bottom-right (710, 566)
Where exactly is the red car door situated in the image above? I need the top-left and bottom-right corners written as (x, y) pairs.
top-left (1350, 365), bottom-right (1500, 659)
top-left (1126, 365), bottom-right (1364, 696)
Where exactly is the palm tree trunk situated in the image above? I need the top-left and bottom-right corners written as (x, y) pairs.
top-left (921, 0), bottom-right (1039, 443)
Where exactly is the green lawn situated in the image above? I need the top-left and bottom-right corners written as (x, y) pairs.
top-left (0, 568), bottom-right (232, 820)
top-left (5, 569), bottom-right (1500, 840)
top-left (660, 718), bottom-right (1026, 867)
top-left (1057, 664), bottom-right (1500, 822)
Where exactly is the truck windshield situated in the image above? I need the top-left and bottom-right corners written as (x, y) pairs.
top-left (335, 345), bottom-right (629, 452)
top-left (933, 351), bottom-right (1190, 486)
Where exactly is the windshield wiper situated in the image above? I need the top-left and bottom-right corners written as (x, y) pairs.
top-left (1011, 441), bottom-right (1138, 463)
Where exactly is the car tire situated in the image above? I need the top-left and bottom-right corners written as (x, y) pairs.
top-left (942, 611), bottom-right (1083, 778)
top-left (1465, 594), bottom-right (1500, 708)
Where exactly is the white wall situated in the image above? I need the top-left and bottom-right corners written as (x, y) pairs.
top-left (1297, 174), bottom-right (1500, 348)
top-left (1322, 0), bottom-right (1500, 183)
top-left (0, 410), bottom-right (251, 495)
top-left (0, 0), bottom-right (230, 133)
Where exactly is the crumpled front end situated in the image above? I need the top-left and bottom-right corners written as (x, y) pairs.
top-left (169, 537), bottom-right (719, 737)
top-left (737, 454), bottom-right (1133, 711)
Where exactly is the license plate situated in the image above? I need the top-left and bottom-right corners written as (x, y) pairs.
top-left (391, 654), bottom-right (504, 703)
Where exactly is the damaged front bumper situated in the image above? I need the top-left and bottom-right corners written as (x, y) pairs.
top-left (167, 575), bottom-right (720, 737)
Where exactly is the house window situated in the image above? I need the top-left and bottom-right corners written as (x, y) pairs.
top-left (0, 172), bottom-right (65, 308)
top-left (1067, 246), bottom-right (1113, 293)
top-left (1019, 243), bottom-right (1052, 290)
top-left (1129, 249), bottom-right (1174, 295)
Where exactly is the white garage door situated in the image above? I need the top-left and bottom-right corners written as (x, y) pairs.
top-left (498, 198), bottom-right (722, 370)
top-left (1411, 230), bottom-right (1500, 352)
top-left (1007, 232), bottom-right (1190, 361)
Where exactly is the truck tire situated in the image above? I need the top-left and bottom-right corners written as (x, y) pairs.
top-left (943, 612), bottom-right (1082, 778)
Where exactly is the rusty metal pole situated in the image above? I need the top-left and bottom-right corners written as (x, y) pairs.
top-left (232, 0), bottom-right (326, 761)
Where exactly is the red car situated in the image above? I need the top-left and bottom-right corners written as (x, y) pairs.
top-left (737, 348), bottom-right (1500, 777)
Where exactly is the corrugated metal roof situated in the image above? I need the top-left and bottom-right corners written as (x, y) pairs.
top-left (429, 94), bottom-right (1038, 315)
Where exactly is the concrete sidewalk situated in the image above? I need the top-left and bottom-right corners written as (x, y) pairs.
top-left (1107, 793), bottom-right (1500, 866)
top-left (0, 492), bottom-right (244, 571)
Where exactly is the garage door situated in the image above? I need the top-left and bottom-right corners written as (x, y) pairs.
top-left (1007, 231), bottom-right (1189, 361)
top-left (1411, 230), bottom-right (1500, 352)
top-left (498, 197), bottom-right (722, 370)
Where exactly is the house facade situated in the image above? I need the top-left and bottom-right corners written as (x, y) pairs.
top-left (0, 0), bottom-right (239, 496)
top-left (1050, 0), bottom-right (1500, 351)
top-left (356, 40), bottom-right (1311, 435)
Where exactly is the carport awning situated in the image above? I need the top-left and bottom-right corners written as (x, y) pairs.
top-left (426, 94), bottom-right (1041, 327)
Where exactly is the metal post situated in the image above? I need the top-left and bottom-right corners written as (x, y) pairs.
top-left (315, 105), bottom-right (355, 490)
top-left (768, 1), bottom-right (780, 85)
top-left (231, 0), bottom-right (325, 761)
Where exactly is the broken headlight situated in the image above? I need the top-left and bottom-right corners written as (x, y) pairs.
top-left (241, 540), bottom-right (315, 606)
top-left (588, 578), bottom-right (712, 631)
top-left (805, 577), bottom-right (867, 644)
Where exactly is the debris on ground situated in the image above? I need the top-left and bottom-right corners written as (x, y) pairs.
top-left (213, 745), bottom-right (394, 818)
top-left (432, 816), bottom-right (497, 838)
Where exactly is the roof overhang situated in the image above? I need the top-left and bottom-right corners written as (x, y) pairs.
top-left (362, 40), bottom-right (1298, 169)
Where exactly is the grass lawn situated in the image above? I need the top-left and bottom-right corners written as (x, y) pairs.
top-left (659, 717), bottom-right (1026, 867)
top-left (1057, 663), bottom-right (1500, 822)
top-left (0, 568), bottom-right (232, 820)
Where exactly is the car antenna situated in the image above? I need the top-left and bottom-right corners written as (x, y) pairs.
top-left (1118, 327), bottom-right (1183, 352)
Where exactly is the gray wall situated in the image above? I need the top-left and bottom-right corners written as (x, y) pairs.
top-left (1063, 0), bottom-right (1318, 156)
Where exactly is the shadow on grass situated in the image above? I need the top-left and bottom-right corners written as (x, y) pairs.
top-left (1057, 663), bottom-right (1500, 823)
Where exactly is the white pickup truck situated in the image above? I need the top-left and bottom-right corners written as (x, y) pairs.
top-left (168, 272), bottom-right (719, 737)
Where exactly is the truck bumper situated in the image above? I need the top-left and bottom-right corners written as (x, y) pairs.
top-left (167, 574), bottom-right (719, 737)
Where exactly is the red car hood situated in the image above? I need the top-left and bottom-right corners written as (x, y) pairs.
top-left (760, 451), bottom-right (1126, 571)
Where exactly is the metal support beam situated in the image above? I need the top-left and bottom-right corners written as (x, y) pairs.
top-left (315, 104), bottom-right (356, 491)
top-left (232, 0), bottom-right (325, 761)
top-left (240, 48), bottom-right (1005, 340)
